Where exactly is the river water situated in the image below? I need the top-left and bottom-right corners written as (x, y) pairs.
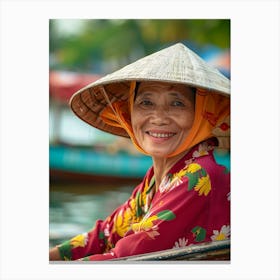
top-left (49, 183), bottom-right (135, 248)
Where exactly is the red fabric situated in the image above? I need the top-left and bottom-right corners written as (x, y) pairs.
top-left (58, 139), bottom-right (230, 261)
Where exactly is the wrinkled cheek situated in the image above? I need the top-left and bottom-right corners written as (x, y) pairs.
top-left (133, 128), bottom-right (143, 144)
top-left (131, 114), bottom-right (146, 141)
top-left (130, 123), bottom-right (145, 148)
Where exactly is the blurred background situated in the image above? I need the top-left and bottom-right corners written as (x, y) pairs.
top-left (49, 19), bottom-right (230, 248)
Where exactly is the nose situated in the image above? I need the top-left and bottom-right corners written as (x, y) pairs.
top-left (150, 106), bottom-right (170, 125)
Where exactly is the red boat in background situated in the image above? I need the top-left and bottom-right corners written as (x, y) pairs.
top-left (49, 70), bottom-right (102, 103)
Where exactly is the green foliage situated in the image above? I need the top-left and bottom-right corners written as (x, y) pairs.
top-left (49, 19), bottom-right (230, 73)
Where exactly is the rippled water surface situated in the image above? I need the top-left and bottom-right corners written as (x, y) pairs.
top-left (49, 183), bottom-right (135, 248)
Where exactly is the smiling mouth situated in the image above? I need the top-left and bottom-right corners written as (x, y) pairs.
top-left (146, 131), bottom-right (176, 138)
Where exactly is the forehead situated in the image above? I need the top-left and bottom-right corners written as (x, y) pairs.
top-left (137, 81), bottom-right (192, 94)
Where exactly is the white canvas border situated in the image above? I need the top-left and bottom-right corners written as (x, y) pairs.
top-left (0, 0), bottom-right (279, 279)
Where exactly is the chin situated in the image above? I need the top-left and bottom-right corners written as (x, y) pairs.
top-left (146, 149), bottom-right (171, 158)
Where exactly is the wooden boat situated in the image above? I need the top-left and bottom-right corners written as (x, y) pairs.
top-left (113, 240), bottom-right (230, 261)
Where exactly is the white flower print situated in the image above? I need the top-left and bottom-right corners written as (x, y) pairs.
top-left (173, 237), bottom-right (188, 248)
top-left (158, 176), bottom-right (171, 193)
top-left (227, 192), bottom-right (231, 201)
top-left (170, 176), bottom-right (183, 188)
top-left (104, 223), bottom-right (110, 237)
top-left (211, 225), bottom-right (230, 241)
top-left (184, 158), bottom-right (194, 166)
top-left (192, 142), bottom-right (212, 158)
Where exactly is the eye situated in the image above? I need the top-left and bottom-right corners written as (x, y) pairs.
top-left (136, 99), bottom-right (154, 108)
top-left (171, 100), bottom-right (185, 107)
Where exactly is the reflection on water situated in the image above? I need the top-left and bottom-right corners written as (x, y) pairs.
top-left (49, 183), bottom-right (135, 248)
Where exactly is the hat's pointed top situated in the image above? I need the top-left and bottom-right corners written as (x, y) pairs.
top-left (88, 42), bottom-right (229, 95)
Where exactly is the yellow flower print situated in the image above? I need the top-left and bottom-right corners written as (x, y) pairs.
top-left (186, 163), bottom-right (202, 173)
top-left (194, 175), bottom-right (211, 196)
top-left (169, 169), bottom-right (187, 189)
top-left (112, 183), bottom-right (157, 237)
top-left (184, 163), bottom-right (212, 196)
top-left (113, 207), bottom-right (133, 237)
top-left (174, 168), bottom-right (188, 178)
top-left (167, 164), bottom-right (202, 192)
top-left (142, 177), bottom-right (149, 205)
top-left (112, 194), bottom-right (146, 237)
top-left (70, 232), bottom-right (88, 248)
top-left (211, 225), bottom-right (230, 241)
top-left (131, 210), bottom-right (176, 239)
top-left (131, 215), bottom-right (158, 232)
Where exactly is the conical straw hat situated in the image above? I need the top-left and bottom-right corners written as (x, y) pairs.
top-left (70, 43), bottom-right (230, 137)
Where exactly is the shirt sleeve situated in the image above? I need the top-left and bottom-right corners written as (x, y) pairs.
top-left (57, 181), bottom-right (145, 261)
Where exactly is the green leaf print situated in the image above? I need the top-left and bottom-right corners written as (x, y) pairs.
top-left (191, 226), bottom-right (206, 242)
top-left (58, 240), bottom-right (72, 260)
top-left (136, 190), bottom-right (143, 217)
top-left (200, 168), bottom-right (207, 177)
top-left (186, 168), bottom-right (208, 191)
top-left (98, 231), bottom-right (105, 240)
top-left (156, 210), bottom-right (176, 221)
top-left (186, 172), bottom-right (199, 191)
top-left (146, 176), bottom-right (155, 194)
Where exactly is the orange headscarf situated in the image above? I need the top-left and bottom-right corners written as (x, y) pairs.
top-left (101, 81), bottom-right (230, 157)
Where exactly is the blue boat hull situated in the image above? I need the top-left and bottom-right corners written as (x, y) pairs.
top-left (50, 145), bottom-right (152, 180)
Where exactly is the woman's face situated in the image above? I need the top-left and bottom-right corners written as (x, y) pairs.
top-left (131, 81), bottom-right (195, 158)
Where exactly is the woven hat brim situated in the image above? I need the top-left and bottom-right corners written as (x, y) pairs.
top-left (70, 43), bottom-right (230, 138)
top-left (70, 81), bottom-right (131, 137)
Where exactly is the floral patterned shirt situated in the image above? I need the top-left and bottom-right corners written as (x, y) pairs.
top-left (57, 139), bottom-right (230, 261)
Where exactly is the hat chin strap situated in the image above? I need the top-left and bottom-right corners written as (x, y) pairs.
top-left (100, 84), bottom-right (149, 156)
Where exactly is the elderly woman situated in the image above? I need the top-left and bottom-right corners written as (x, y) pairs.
top-left (49, 43), bottom-right (230, 261)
